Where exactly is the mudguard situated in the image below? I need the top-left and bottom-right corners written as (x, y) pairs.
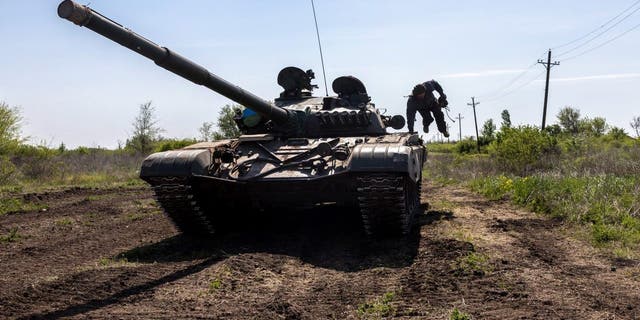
top-left (139, 149), bottom-right (212, 180)
top-left (348, 144), bottom-right (424, 182)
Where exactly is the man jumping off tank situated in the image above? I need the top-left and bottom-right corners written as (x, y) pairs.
top-left (406, 80), bottom-right (449, 137)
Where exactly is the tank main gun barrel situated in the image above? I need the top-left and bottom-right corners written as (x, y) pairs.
top-left (57, 0), bottom-right (289, 125)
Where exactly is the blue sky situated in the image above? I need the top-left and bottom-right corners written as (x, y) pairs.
top-left (1, 1), bottom-right (639, 147)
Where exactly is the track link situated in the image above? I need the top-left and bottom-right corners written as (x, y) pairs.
top-left (147, 177), bottom-right (216, 237)
top-left (357, 173), bottom-right (420, 236)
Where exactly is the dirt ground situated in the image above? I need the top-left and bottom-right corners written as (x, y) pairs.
top-left (1, 183), bottom-right (639, 319)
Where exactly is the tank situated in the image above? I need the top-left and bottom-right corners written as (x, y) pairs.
top-left (58, 0), bottom-right (426, 237)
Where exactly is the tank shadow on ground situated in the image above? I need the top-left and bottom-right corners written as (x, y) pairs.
top-left (118, 206), bottom-right (456, 272)
top-left (15, 207), bottom-right (456, 319)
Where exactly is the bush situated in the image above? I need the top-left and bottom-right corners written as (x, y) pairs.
top-left (489, 126), bottom-right (559, 175)
top-left (455, 138), bottom-right (478, 154)
top-left (155, 138), bottom-right (198, 152)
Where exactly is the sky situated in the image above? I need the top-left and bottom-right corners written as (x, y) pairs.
top-left (1, 0), bottom-right (639, 148)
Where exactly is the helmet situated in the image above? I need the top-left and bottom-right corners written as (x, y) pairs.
top-left (412, 84), bottom-right (426, 96)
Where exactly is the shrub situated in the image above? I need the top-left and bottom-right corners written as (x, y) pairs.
top-left (155, 138), bottom-right (198, 152)
top-left (455, 138), bottom-right (478, 154)
top-left (489, 126), bottom-right (559, 175)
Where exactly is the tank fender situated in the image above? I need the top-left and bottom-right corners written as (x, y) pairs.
top-left (140, 149), bottom-right (212, 180)
top-left (348, 144), bottom-right (423, 182)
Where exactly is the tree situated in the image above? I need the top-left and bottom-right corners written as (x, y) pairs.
top-left (557, 106), bottom-right (580, 134)
top-left (500, 109), bottom-right (511, 130)
top-left (198, 121), bottom-right (216, 142)
top-left (127, 101), bottom-right (162, 154)
top-left (579, 117), bottom-right (607, 136)
top-left (481, 119), bottom-right (496, 142)
top-left (631, 116), bottom-right (640, 138)
top-left (608, 126), bottom-right (627, 140)
top-left (0, 102), bottom-right (24, 154)
top-left (215, 104), bottom-right (242, 139)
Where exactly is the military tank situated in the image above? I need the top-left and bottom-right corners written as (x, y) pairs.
top-left (58, 0), bottom-right (426, 237)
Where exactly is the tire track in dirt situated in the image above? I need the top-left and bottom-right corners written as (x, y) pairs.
top-left (0, 183), bottom-right (638, 319)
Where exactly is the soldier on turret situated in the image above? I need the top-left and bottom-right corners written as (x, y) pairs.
top-left (406, 80), bottom-right (449, 137)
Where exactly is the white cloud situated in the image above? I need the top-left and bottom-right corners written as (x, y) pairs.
top-left (437, 69), bottom-right (527, 79)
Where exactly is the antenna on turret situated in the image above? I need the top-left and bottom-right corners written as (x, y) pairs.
top-left (310, 0), bottom-right (329, 97)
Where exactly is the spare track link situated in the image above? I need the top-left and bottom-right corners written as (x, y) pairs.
top-left (357, 173), bottom-right (419, 236)
top-left (148, 177), bottom-right (216, 237)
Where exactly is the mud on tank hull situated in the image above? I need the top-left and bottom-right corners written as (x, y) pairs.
top-left (140, 133), bottom-right (426, 237)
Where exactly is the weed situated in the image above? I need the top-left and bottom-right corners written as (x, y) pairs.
top-left (0, 227), bottom-right (21, 243)
top-left (55, 218), bottom-right (73, 226)
top-left (209, 278), bottom-right (222, 292)
top-left (126, 213), bottom-right (145, 221)
top-left (0, 197), bottom-right (47, 215)
top-left (98, 256), bottom-right (129, 267)
top-left (454, 252), bottom-right (492, 276)
top-left (450, 307), bottom-right (472, 320)
top-left (357, 291), bottom-right (396, 319)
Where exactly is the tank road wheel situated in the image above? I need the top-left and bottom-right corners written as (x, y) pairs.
top-left (148, 177), bottom-right (216, 237)
top-left (357, 173), bottom-right (420, 237)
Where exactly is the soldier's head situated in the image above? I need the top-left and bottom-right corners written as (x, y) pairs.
top-left (412, 84), bottom-right (426, 99)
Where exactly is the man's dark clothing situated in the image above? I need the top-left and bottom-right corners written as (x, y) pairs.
top-left (406, 80), bottom-right (447, 134)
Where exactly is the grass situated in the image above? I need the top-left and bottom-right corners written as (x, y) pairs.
top-left (450, 307), bottom-right (472, 320)
top-left (471, 174), bottom-right (640, 256)
top-left (55, 218), bottom-right (73, 226)
top-left (357, 291), bottom-right (396, 319)
top-left (0, 197), bottom-right (47, 215)
top-left (208, 278), bottom-right (222, 292)
top-left (425, 128), bottom-right (640, 258)
top-left (0, 227), bottom-right (21, 243)
top-left (453, 252), bottom-right (492, 276)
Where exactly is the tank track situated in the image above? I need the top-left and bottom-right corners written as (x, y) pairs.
top-left (357, 173), bottom-right (420, 236)
top-left (147, 177), bottom-right (216, 237)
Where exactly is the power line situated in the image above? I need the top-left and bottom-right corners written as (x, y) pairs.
top-left (477, 50), bottom-right (548, 100)
top-left (482, 70), bottom-right (545, 103)
top-left (555, 4), bottom-right (640, 58)
top-left (560, 20), bottom-right (640, 62)
top-left (551, 0), bottom-right (640, 50)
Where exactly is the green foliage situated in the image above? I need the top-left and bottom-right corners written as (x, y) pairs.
top-left (0, 102), bottom-right (24, 154)
top-left (154, 138), bottom-right (197, 152)
top-left (208, 278), bottom-right (222, 292)
top-left (215, 104), bottom-right (242, 139)
top-left (0, 155), bottom-right (16, 184)
top-left (427, 142), bottom-right (457, 153)
top-left (455, 137), bottom-right (479, 154)
top-left (481, 119), bottom-right (496, 142)
top-left (607, 126), bottom-right (627, 140)
top-left (0, 197), bottom-right (47, 215)
top-left (198, 121), bottom-right (216, 142)
top-left (450, 308), bottom-right (472, 320)
top-left (453, 251), bottom-right (492, 276)
top-left (557, 106), bottom-right (580, 134)
top-left (0, 227), bottom-right (21, 243)
top-left (500, 109), bottom-right (511, 130)
top-left (357, 291), bottom-right (396, 319)
top-left (471, 175), bottom-right (640, 252)
top-left (127, 101), bottom-right (163, 154)
top-left (579, 117), bottom-right (607, 136)
top-left (489, 126), bottom-right (558, 175)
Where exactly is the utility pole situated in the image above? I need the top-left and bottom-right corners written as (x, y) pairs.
top-left (456, 113), bottom-right (464, 142)
top-left (538, 49), bottom-right (560, 130)
top-left (446, 123), bottom-right (451, 143)
top-left (467, 97), bottom-right (480, 152)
